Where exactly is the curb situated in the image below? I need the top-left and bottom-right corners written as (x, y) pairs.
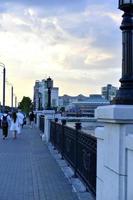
top-left (48, 143), bottom-right (95, 200)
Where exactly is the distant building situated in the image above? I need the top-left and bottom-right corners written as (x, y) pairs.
top-left (101, 84), bottom-right (118, 101)
top-left (59, 94), bottom-right (109, 117)
top-left (59, 94), bottom-right (88, 108)
top-left (69, 94), bottom-right (109, 117)
top-left (33, 78), bottom-right (59, 111)
top-left (51, 87), bottom-right (59, 108)
top-left (33, 80), bottom-right (40, 111)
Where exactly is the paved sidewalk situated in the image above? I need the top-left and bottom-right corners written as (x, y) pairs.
top-left (0, 126), bottom-right (79, 200)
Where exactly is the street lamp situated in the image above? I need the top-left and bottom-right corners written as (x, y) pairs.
top-left (0, 63), bottom-right (5, 112)
top-left (6, 80), bottom-right (14, 112)
top-left (15, 95), bottom-right (17, 108)
top-left (11, 86), bottom-right (14, 111)
top-left (113, 0), bottom-right (133, 104)
top-left (46, 77), bottom-right (53, 109)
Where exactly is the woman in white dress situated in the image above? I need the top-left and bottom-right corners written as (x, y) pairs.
top-left (10, 112), bottom-right (19, 139)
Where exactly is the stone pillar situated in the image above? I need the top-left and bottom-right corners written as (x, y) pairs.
top-left (126, 135), bottom-right (133, 200)
top-left (36, 111), bottom-right (43, 128)
top-left (95, 105), bottom-right (133, 200)
top-left (41, 110), bottom-right (55, 142)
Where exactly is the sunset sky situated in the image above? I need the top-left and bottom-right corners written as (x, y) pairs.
top-left (0, 0), bottom-right (122, 106)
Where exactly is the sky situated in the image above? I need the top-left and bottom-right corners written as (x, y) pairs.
top-left (0, 0), bottom-right (123, 106)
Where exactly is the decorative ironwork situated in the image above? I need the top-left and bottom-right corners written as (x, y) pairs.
top-left (77, 132), bottom-right (97, 194)
top-left (83, 149), bottom-right (91, 171)
top-left (66, 138), bottom-right (71, 153)
top-left (55, 123), bottom-right (62, 152)
top-left (63, 126), bottom-right (76, 168)
top-left (49, 121), bottom-right (97, 196)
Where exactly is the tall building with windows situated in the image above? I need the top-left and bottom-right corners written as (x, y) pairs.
top-left (33, 78), bottom-right (59, 111)
top-left (101, 84), bottom-right (118, 101)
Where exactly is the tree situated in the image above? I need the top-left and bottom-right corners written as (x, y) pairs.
top-left (18, 96), bottom-right (33, 116)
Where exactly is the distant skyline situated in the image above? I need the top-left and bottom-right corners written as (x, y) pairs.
top-left (0, 0), bottom-right (122, 106)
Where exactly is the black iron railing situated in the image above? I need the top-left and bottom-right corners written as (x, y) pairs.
top-left (50, 120), bottom-right (97, 195)
top-left (39, 115), bottom-right (45, 132)
top-left (76, 131), bottom-right (97, 194)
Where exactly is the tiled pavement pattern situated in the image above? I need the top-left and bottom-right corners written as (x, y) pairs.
top-left (0, 126), bottom-right (79, 200)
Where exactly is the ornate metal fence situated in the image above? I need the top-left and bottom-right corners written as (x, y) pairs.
top-left (39, 115), bottom-right (45, 132)
top-left (76, 131), bottom-right (97, 194)
top-left (63, 126), bottom-right (77, 168)
top-left (50, 120), bottom-right (97, 195)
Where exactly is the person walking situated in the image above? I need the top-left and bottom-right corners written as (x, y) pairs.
top-left (17, 109), bottom-right (24, 133)
top-left (10, 112), bottom-right (19, 139)
top-left (29, 111), bottom-right (35, 128)
top-left (1, 111), bottom-right (11, 139)
top-left (22, 112), bottom-right (26, 128)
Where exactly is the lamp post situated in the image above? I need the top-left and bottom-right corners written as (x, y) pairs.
top-left (6, 80), bottom-right (14, 112)
top-left (46, 77), bottom-right (53, 110)
top-left (15, 95), bottom-right (17, 108)
top-left (0, 63), bottom-right (6, 112)
top-left (11, 86), bottom-right (13, 111)
top-left (3, 67), bottom-right (5, 112)
top-left (113, 0), bottom-right (133, 104)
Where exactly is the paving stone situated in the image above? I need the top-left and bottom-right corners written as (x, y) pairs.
top-left (0, 126), bottom-right (79, 200)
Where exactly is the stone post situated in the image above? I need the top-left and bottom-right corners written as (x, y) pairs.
top-left (126, 134), bottom-right (133, 200)
top-left (41, 110), bottom-right (55, 142)
top-left (36, 111), bottom-right (43, 128)
top-left (95, 105), bottom-right (133, 200)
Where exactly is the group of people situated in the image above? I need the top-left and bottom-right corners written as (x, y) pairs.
top-left (1, 109), bottom-right (36, 140)
top-left (1, 109), bottom-right (25, 140)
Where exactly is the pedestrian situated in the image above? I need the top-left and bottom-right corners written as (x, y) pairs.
top-left (29, 111), bottom-right (35, 128)
top-left (17, 109), bottom-right (24, 133)
top-left (1, 111), bottom-right (10, 139)
top-left (22, 112), bottom-right (26, 128)
top-left (10, 112), bottom-right (19, 139)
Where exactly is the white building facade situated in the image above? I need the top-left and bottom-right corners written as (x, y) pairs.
top-left (33, 78), bottom-right (59, 111)
top-left (102, 84), bottom-right (118, 102)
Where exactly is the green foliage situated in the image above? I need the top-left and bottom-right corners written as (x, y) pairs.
top-left (18, 96), bottom-right (33, 116)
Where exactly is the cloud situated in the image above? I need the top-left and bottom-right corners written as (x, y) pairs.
top-left (0, 0), bottom-right (122, 104)
top-left (51, 6), bottom-right (121, 73)
top-left (0, 0), bottom-right (88, 14)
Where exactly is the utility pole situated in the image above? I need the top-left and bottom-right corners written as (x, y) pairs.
top-left (11, 86), bottom-right (13, 111)
top-left (15, 96), bottom-right (17, 108)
